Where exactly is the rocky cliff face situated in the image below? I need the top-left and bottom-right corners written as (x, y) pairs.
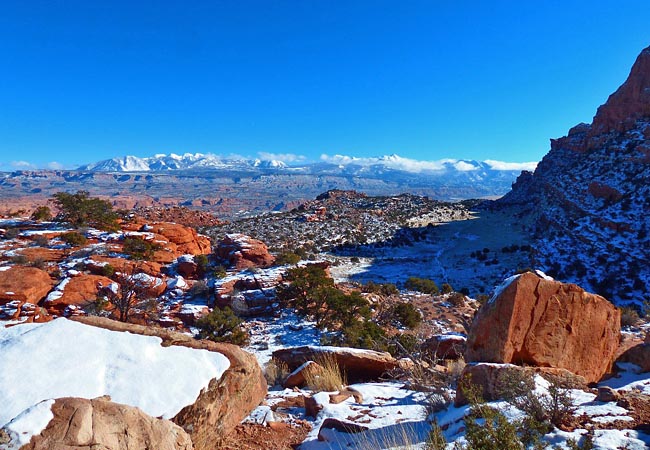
top-left (500, 45), bottom-right (650, 306)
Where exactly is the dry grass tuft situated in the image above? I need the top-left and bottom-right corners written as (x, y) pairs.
top-left (264, 358), bottom-right (290, 387)
top-left (304, 353), bottom-right (347, 392)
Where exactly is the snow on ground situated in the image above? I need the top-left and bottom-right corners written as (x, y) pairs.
top-left (0, 318), bottom-right (230, 428)
top-left (244, 310), bottom-right (321, 365)
top-left (1, 399), bottom-right (54, 450)
top-left (602, 362), bottom-right (650, 395)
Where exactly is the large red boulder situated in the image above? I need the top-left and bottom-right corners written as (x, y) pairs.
top-left (214, 234), bottom-right (275, 270)
top-left (44, 274), bottom-right (114, 314)
top-left (149, 222), bottom-right (211, 256)
top-left (465, 272), bottom-right (620, 383)
top-left (0, 266), bottom-right (54, 306)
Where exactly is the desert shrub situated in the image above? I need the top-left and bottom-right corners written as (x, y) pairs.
top-left (195, 307), bottom-right (249, 345)
top-left (3, 227), bottom-right (20, 240)
top-left (84, 296), bottom-right (109, 316)
top-left (445, 357), bottom-right (466, 386)
top-left (213, 265), bottom-right (227, 279)
top-left (30, 206), bottom-right (52, 221)
top-left (122, 237), bottom-right (160, 260)
top-left (304, 353), bottom-right (346, 392)
top-left (189, 280), bottom-right (211, 298)
top-left (387, 332), bottom-right (419, 358)
top-left (350, 256), bottom-right (360, 263)
top-left (475, 294), bottom-right (490, 305)
top-left (33, 235), bottom-right (50, 247)
top-left (441, 283), bottom-right (454, 294)
top-left (52, 190), bottom-right (119, 231)
top-left (275, 251), bottom-right (301, 265)
top-left (101, 264), bottom-right (115, 277)
top-left (425, 421), bottom-right (447, 450)
top-left (497, 370), bottom-right (575, 430)
top-left (448, 292), bottom-right (466, 307)
top-left (566, 431), bottom-right (595, 450)
top-left (362, 281), bottom-right (399, 296)
top-left (60, 231), bottom-right (87, 246)
top-left (9, 255), bottom-right (27, 265)
top-left (30, 258), bottom-right (46, 269)
top-left (333, 320), bottom-right (386, 350)
top-left (457, 382), bottom-right (523, 450)
top-left (392, 302), bottom-right (422, 329)
top-left (264, 358), bottom-right (290, 387)
top-left (620, 306), bottom-right (640, 327)
top-left (405, 277), bottom-right (439, 294)
top-left (193, 254), bottom-right (209, 276)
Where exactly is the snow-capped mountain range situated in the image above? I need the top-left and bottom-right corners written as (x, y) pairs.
top-left (78, 152), bottom-right (537, 179)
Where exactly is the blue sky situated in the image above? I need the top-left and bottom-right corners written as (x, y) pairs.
top-left (1, 1), bottom-right (649, 170)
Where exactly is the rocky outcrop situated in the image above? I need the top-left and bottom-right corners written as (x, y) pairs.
top-left (44, 274), bottom-right (114, 314)
top-left (423, 334), bottom-right (467, 360)
top-left (455, 362), bottom-right (588, 406)
top-left (465, 273), bottom-right (620, 383)
top-left (0, 266), bottom-right (54, 306)
top-left (215, 234), bottom-right (274, 269)
top-left (592, 46), bottom-right (650, 135)
top-left (498, 46), bottom-right (650, 306)
top-left (70, 316), bottom-right (267, 449)
top-left (150, 222), bottom-right (211, 256)
top-left (616, 342), bottom-right (650, 373)
top-left (272, 346), bottom-right (402, 383)
top-left (21, 397), bottom-right (193, 450)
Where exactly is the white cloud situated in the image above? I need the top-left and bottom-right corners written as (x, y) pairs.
top-left (320, 154), bottom-right (449, 173)
top-left (257, 152), bottom-right (306, 163)
top-left (453, 161), bottom-right (479, 172)
top-left (319, 153), bottom-right (538, 173)
top-left (484, 160), bottom-right (538, 171)
top-left (46, 161), bottom-right (64, 170)
top-left (10, 161), bottom-right (36, 169)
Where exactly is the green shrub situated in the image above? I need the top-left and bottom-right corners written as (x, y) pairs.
top-left (448, 292), bottom-right (466, 307)
top-left (33, 235), bottom-right (50, 247)
top-left (620, 306), bottom-right (640, 327)
top-left (193, 254), bottom-right (209, 277)
top-left (275, 251), bottom-right (301, 265)
top-left (441, 283), bottom-right (454, 294)
top-left (101, 264), bottom-right (115, 277)
top-left (392, 302), bottom-right (422, 329)
top-left (52, 191), bottom-right (119, 231)
top-left (4, 228), bottom-right (20, 240)
top-left (213, 265), bottom-right (227, 279)
top-left (405, 277), bottom-right (439, 294)
top-left (196, 307), bottom-right (249, 346)
top-left (122, 237), bottom-right (160, 260)
top-left (60, 231), bottom-right (88, 246)
top-left (31, 206), bottom-right (52, 221)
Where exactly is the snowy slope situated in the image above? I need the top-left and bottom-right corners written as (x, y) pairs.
top-left (0, 319), bottom-right (230, 427)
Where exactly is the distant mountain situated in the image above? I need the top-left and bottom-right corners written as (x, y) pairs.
top-left (77, 153), bottom-right (288, 172)
top-left (499, 45), bottom-right (650, 306)
top-left (77, 153), bottom-right (536, 195)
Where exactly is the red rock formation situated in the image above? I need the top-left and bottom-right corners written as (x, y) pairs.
top-left (86, 256), bottom-right (162, 277)
top-left (150, 222), bottom-right (211, 256)
top-left (465, 272), bottom-right (620, 383)
top-left (272, 346), bottom-right (403, 383)
top-left (0, 266), bottom-right (54, 306)
top-left (214, 234), bottom-right (275, 270)
top-left (21, 397), bottom-right (193, 450)
top-left (44, 274), bottom-right (114, 314)
top-left (423, 334), bottom-right (467, 360)
top-left (591, 46), bottom-right (650, 135)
